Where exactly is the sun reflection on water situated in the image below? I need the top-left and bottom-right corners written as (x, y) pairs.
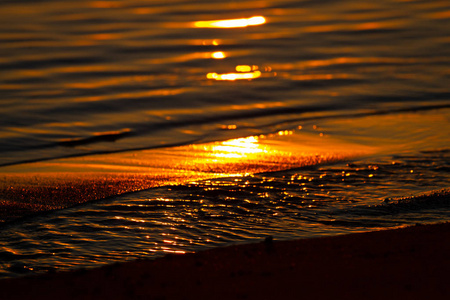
top-left (207, 70), bottom-right (261, 81)
top-left (193, 16), bottom-right (266, 28)
top-left (194, 15), bottom-right (267, 80)
top-left (209, 136), bottom-right (267, 158)
top-left (235, 65), bottom-right (258, 72)
top-left (211, 51), bottom-right (226, 59)
top-left (207, 65), bottom-right (262, 81)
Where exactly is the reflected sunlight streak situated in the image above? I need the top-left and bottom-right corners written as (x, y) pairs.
top-left (211, 51), bottom-right (226, 59)
top-left (236, 65), bottom-right (258, 72)
top-left (207, 70), bottom-right (261, 81)
top-left (194, 16), bottom-right (266, 28)
top-left (207, 136), bottom-right (267, 159)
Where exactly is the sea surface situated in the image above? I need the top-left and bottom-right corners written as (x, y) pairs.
top-left (0, 0), bottom-right (449, 278)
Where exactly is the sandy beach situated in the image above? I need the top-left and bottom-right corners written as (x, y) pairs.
top-left (0, 222), bottom-right (448, 300)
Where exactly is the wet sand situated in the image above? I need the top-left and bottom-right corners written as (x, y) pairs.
top-left (0, 132), bottom-right (367, 223)
top-left (0, 222), bottom-right (448, 300)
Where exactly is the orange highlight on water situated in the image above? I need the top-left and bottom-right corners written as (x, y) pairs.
top-left (194, 16), bottom-right (266, 28)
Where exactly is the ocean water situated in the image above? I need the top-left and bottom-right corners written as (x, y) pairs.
top-left (0, 0), bottom-right (449, 277)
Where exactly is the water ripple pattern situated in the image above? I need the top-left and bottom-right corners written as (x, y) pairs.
top-left (0, 150), bottom-right (448, 278)
top-left (0, 0), bottom-right (449, 279)
top-left (0, 0), bottom-right (449, 165)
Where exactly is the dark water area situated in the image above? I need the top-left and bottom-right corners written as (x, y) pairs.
top-left (0, 0), bottom-right (449, 278)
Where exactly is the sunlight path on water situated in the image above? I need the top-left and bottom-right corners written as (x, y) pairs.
top-left (193, 16), bottom-right (266, 28)
top-left (0, 130), bottom-right (371, 223)
top-left (0, 110), bottom-right (448, 278)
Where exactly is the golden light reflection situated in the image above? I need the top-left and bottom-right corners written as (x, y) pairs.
top-left (208, 136), bottom-right (267, 159)
top-left (211, 51), bottom-right (226, 59)
top-left (221, 124), bottom-right (237, 130)
top-left (235, 65), bottom-right (259, 72)
top-left (194, 16), bottom-right (266, 28)
top-left (207, 65), bottom-right (261, 80)
top-left (207, 70), bottom-right (261, 81)
top-left (184, 132), bottom-right (371, 177)
top-left (277, 130), bottom-right (293, 136)
top-left (0, 127), bottom-right (375, 222)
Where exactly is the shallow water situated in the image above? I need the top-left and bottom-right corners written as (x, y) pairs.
top-left (0, 0), bottom-right (449, 278)
top-left (0, 145), bottom-right (449, 277)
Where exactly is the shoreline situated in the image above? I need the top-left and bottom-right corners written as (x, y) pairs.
top-left (0, 131), bottom-right (368, 223)
top-left (1, 222), bottom-right (449, 300)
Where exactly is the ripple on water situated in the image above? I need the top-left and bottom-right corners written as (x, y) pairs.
top-left (0, 148), bottom-right (448, 278)
top-left (0, 0), bottom-right (449, 279)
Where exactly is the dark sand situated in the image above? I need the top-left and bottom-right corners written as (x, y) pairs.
top-left (1, 222), bottom-right (449, 300)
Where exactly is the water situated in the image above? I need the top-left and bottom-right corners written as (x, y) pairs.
top-left (0, 0), bottom-right (449, 278)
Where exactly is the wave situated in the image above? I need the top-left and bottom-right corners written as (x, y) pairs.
top-left (320, 189), bottom-right (450, 228)
top-left (379, 189), bottom-right (450, 214)
top-left (1, 103), bottom-right (449, 167)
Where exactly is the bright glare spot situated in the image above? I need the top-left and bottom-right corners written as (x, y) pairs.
top-left (207, 70), bottom-right (261, 81)
top-left (278, 130), bottom-right (293, 136)
top-left (235, 65), bottom-right (258, 72)
top-left (221, 124), bottom-right (237, 130)
top-left (194, 16), bottom-right (266, 28)
top-left (211, 51), bottom-right (226, 59)
top-left (162, 249), bottom-right (186, 254)
top-left (212, 136), bottom-right (266, 158)
top-left (236, 65), bottom-right (252, 72)
top-left (222, 136), bottom-right (258, 146)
